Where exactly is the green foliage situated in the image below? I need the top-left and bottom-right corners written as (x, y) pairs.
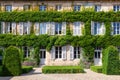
top-left (34, 47), bottom-right (40, 66)
top-left (102, 46), bottom-right (120, 75)
top-left (0, 66), bottom-right (2, 76)
top-left (2, 46), bottom-right (22, 76)
top-left (0, 49), bottom-right (3, 65)
top-left (22, 66), bottom-right (33, 74)
top-left (42, 66), bottom-right (85, 73)
top-left (90, 66), bottom-right (102, 73)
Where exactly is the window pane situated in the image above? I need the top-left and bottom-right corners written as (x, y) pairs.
top-left (95, 52), bottom-right (97, 58)
top-left (40, 5), bottom-right (46, 11)
top-left (98, 52), bottom-right (100, 58)
top-left (5, 5), bottom-right (12, 12)
top-left (24, 5), bottom-right (30, 11)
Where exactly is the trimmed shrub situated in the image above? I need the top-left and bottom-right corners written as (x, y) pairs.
top-left (102, 46), bottom-right (120, 75)
top-left (90, 66), bottom-right (102, 73)
top-left (0, 49), bottom-right (3, 65)
top-left (2, 46), bottom-right (22, 76)
top-left (42, 66), bottom-right (85, 74)
top-left (22, 66), bottom-right (33, 74)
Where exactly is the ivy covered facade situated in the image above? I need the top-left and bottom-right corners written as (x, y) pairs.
top-left (0, 0), bottom-right (120, 65)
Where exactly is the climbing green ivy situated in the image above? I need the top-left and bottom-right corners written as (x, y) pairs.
top-left (1, 11), bottom-right (120, 62)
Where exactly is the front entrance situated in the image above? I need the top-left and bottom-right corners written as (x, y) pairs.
top-left (94, 48), bottom-right (102, 65)
top-left (40, 49), bottom-right (46, 65)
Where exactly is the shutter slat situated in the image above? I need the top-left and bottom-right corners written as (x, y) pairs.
top-left (51, 46), bottom-right (55, 60)
top-left (34, 22), bottom-right (39, 35)
top-left (12, 22), bottom-right (16, 35)
top-left (19, 22), bottom-right (23, 35)
top-left (51, 22), bottom-right (55, 35)
top-left (62, 46), bottom-right (66, 60)
top-left (70, 46), bottom-right (74, 60)
top-left (62, 22), bottom-right (66, 35)
top-left (1, 22), bottom-right (5, 34)
top-left (91, 21), bottom-right (94, 35)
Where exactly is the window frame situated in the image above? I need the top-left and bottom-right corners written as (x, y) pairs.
top-left (73, 47), bottom-right (81, 59)
top-left (55, 46), bottom-right (62, 59)
top-left (23, 46), bottom-right (30, 58)
top-left (74, 5), bottom-right (81, 11)
top-left (112, 22), bottom-right (120, 35)
top-left (94, 48), bottom-right (101, 59)
top-left (113, 5), bottom-right (120, 12)
top-left (39, 5), bottom-right (46, 11)
top-left (55, 22), bottom-right (62, 35)
top-left (5, 5), bottom-right (12, 12)
top-left (94, 5), bottom-right (101, 12)
top-left (55, 5), bottom-right (62, 11)
top-left (73, 22), bottom-right (81, 36)
top-left (23, 5), bottom-right (31, 11)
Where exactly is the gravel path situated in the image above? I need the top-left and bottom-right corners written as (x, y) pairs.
top-left (0, 68), bottom-right (120, 80)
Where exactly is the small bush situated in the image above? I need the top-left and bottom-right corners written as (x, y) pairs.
top-left (42, 66), bottom-right (85, 74)
top-left (90, 66), bottom-right (102, 73)
top-left (22, 66), bottom-right (33, 74)
top-left (102, 46), bottom-right (120, 75)
top-left (2, 46), bottom-right (22, 76)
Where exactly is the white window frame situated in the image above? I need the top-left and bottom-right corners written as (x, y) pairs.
top-left (94, 5), bottom-right (101, 12)
top-left (23, 46), bottom-right (30, 58)
top-left (73, 47), bottom-right (81, 59)
top-left (55, 46), bottom-right (62, 59)
top-left (94, 48), bottom-right (101, 59)
top-left (23, 5), bottom-right (30, 11)
top-left (91, 22), bottom-right (105, 35)
top-left (55, 23), bottom-right (62, 35)
top-left (5, 5), bottom-right (12, 12)
top-left (6, 22), bottom-right (12, 33)
top-left (112, 22), bottom-right (120, 35)
top-left (113, 5), bottom-right (120, 12)
top-left (40, 48), bottom-right (46, 59)
top-left (73, 22), bottom-right (81, 36)
top-left (56, 5), bottom-right (62, 11)
top-left (39, 5), bottom-right (46, 11)
top-left (74, 5), bottom-right (81, 11)
top-left (40, 22), bottom-right (47, 34)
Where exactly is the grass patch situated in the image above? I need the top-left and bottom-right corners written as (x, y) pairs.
top-left (22, 66), bottom-right (33, 74)
top-left (90, 66), bottom-right (102, 73)
top-left (42, 66), bottom-right (85, 74)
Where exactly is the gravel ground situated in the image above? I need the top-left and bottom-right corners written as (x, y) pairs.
top-left (0, 68), bottom-right (120, 80)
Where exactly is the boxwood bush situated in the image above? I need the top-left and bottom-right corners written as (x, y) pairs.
top-left (42, 66), bottom-right (85, 74)
top-left (102, 46), bottom-right (120, 75)
top-left (2, 46), bottom-right (22, 76)
top-left (22, 66), bottom-right (33, 74)
top-left (90, 66), bottom-right (102, 73)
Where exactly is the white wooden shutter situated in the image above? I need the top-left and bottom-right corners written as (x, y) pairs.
top-left (34, 22), bottom-right (39, 35)
top-left (51, 46), bottom-right (55, 60)
top-left (78, 22), bottom-right (81, 36)
top-left (73, 22), bottom-right (77, 36)
top-left (101, 23), bottom-right (105, 35)
top-left (51, 22), bottom-right (55, 35)
top-left (91, 21), bottom-right (94, 35)
top-left (1, 22), bottom-right (5, 34)
top-left (62, 46), bottom-right (66, 60)
top-left (12, 22), bottom-right (16, 35)
top-left (111, 22), bottom-right (113, 35)
top-left (19, 22), bottom-right (23, 35)
top-left (62, 22), bottom-right (66, 35)
top-left (46, 22), bottom-right (50, 35)
top-left (70, 46), bottom-right (74, 60)
top-left (28, 21), bottom-right (31, 34)
top-left (97, 23), bottom-right (101, 34)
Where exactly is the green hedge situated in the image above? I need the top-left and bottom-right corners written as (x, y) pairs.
top-left (90, 66), bottom-right (102, 73)
top-left (2, 46), bottom-right (22, 76)
top-left (0, 66), bottom-right (2, 76)
top-left (103, 46), bottom-right (120, 75)
top-left (42, 66), bottom-right (85, 73)
top-left (22, 66), bottom-right (33, 74)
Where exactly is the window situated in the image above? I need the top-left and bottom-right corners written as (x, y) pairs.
top-left (5, 5), bottom-right (12, 12)
top-left (56, 5), bottom-right (62, 11)
top-left (6, 22), bottom-right (12, 33)
top-left (112, 22), bottom-right (120, 35)
top-left (74, 47), bottom-right (80, 59)
top-left (55, 47), bottom-right (62, 59)
top-left (23, 5), bottom-right (30, 11)
top-left (113, 5), bottom-right (120, 12)
top-left (55, 23), bottom-right (62, 34)
top-left (23, 47), bottom-right (30, 58)
top-left (91, 22), bottom-right (105, 35)
top-left (23, 22), bottom-right (28, 34)
top-left (94, 48), bottom-right (101, 58)
top-left (0, 22), bottom-right (2, 34)
top-left (74, 5), bottom-right (80, 11)
top-left (95, 5), bottom-right (101, 12)
top-left (40, 23), bottom-right (47, 34)
top-left (40, 47), bottom-right (46, 59)
top-left (73, 22), bottom-right (81, 36)
top-left (39, 5), bottom-right (46, 11)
